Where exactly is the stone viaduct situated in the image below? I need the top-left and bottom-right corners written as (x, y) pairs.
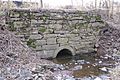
top-left (3, 9), bottom-right (106, 58)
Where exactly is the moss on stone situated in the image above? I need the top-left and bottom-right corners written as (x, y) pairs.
top-left (27, 39), bottom-right (36, 48)
top-left (95, 15), bottom-right (101, 21)
top-left (41, 15), bottom-right (49, 22)
top-left (38, 27), bottom-right (46, 33)
top-left (24, 35), bottom-right (30, 39)
top-left (83, 15), bottom-right (91, 22)
top-left (78, 23), bottom-right (89, 29)
top-left (19, 27), bottom-right (27, 33)
top-left (30, 14), bottom-right (35, 19)
top-left (9, 22), bottom-right (16, 31)
top-left (19, 12), bottom-right (24, 17)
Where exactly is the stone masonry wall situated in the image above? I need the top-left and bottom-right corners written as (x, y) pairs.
top-left (5, 9), bottom-right (106, 58)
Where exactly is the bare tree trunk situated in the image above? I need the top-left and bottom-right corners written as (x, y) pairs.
top-left (116, 3), bottom-right (119, 13)
top-left (8, 0), bottom-right (10, 10)
top-left (40, 0), bottom-right (43, 8)
top-left (104, 0), bottom-right (110, 19)
top-left (81, 0), bottom-right (83, 10)
top-left (0, 0), bottom-right (2, 9)
top-left (95, 0), bottom-right (97, 9)
top-left (118, 3), bottom-right (120, 13)
top-left (111, 0), bottom-right (114, 17)
top-left (99, 1), bottom-right (101, 9)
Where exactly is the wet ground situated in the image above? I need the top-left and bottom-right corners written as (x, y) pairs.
top-left (50, 53), bottom-right (116, 79)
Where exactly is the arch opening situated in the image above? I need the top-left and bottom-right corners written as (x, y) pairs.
top-left (56, 49), bottom-right (73, 58)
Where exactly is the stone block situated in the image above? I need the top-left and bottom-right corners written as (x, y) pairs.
top-left (48, 24), bottom-right (54, 28)
top-left (67, 34), bottom-right (79, 38)
top-left (80, 41), bottom-right (92, 45)
top-left (35, 50), bottom-right (55, 58)
top-left (87, 48), bottom-right (95, 52)
top-left (44, 34), bottom-right (58, 39)
top-left (69, 37), bottom-right (81, 41)
top-left (31, 28), bottom-right (38, 34)
top-left (47, 38), bottom-right (56, 45)
top-left (57, 20), bottom-right (63, 24)
top-left (11, 18), bottom-right (20, 21)
top-left (16, 35), bottom-right (24, 38)
top-left (30, 34), bottom-right (43, 40)
top-left (34, 46), bottom-right (42, 51)
top-left (57, 33), bottom-right (78, 38)
top-left (92, 22), bottom-right (105, 27)
top-left (44, 29), bottom-right (54, 34)
top-left (90, 18), bottom-right (96, 22)
top-left (59, 43), bottom-right (69, 46)
top-left (43, 50), bottom-right (55, 58)
top-left (71, 20), bottom-right (79, 24)
top-left (71, 29), bottom-right (79, 34)
top-left (36, 40), bottom-right (46, 46)
top-left (54, 24), bottom-right (63, 30)
top-left (70, 44), bottom-right (85, 50)
top-left (35, 51), bottom-right (44, 58)
top-left (57, 38), bottom-right (68, 44)
top-left (42, 44), bottom-right (59, 50)
top-left (14, 21), bottom-right (23, 28)
top-left (37, 20), bottom-right (43, 23)
top-left (71, 16), bottom-right (83, 20)
top-left (11, 13), bottom-right (19, 18)
top-left (86, 36), bottom-right (96, 41)
top-left (76, 49), bottom-right (89, 54)
top-left (57, 34), bottom-right (67, 38)
top-left (54, 31), bottom-right (69, 34)
top-left (31, 20), bottom-right (38, 23)
top-left (69, 41), bottom-right (80, 45)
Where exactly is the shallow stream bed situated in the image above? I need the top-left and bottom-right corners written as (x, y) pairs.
top-left (50, 53), bottom-right (116, 80)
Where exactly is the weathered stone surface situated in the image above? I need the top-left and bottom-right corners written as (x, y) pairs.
top-left (57, 34), bottom-right (78, 38)
top-left (92, 22), bottom-right (105, 27)
top-left (31, 28), bottom-right (38, 34)
top-left (14, 21), bottom-right (23, 28)
top-left (44, 34), bottom-right (58, 39)
top-left (69, 37), bottom-right (81, 41)
top-left (57, 38), bottom-right (69, 44)
top-left (54, 24), bottom-right (63, 30)
top-left (42, 44), bottom-right (59, 50)
top-left (71, 16), bottom-right (83, 20)
top-left (36, 40), bottom-right (46, 46)
top-left (43, 50), bottom-right (55, 58)
top-left (70, 44), bottom-right (85, 50)
top-left (67, 34), bottom-right (79, 38)
top-left (34, 46), bottom-right (42, 51)
top-left (35, 51), bottom-right (44, 57)
top-left (54, 31), bottom-right (69, 34)
top-left (3, 9), bottom-right (105, 58)
top-left (47, 38), bottom-right (56, 45)
top-left (30, 34), bottom-right (43, 40)
top-left (69, 41), bottom-right (80, 45)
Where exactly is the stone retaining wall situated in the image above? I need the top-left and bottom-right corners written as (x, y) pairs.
top-left (5, 9), bottom-right (106, 58)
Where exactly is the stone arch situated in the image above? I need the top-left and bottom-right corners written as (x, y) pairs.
top-left (53, 46), bottom-right (75, 58)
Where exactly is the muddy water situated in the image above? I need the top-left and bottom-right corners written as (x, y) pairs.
top-left (50, 53), bottom-right (115, 79)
